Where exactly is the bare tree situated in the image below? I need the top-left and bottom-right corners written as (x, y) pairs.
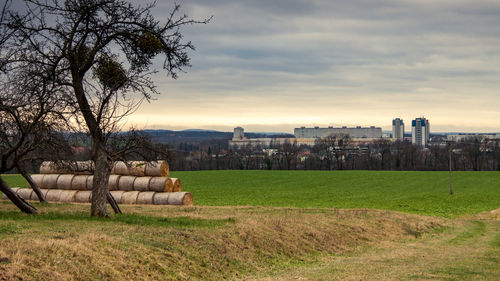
top-left (0, 59), bottom-right (70, 212)
top-left (276, 140), bottom-right (299, 170)
top-left (314, 135), bottom-right (337, 170)
top-left (3, 0), bottom-right (209, 217)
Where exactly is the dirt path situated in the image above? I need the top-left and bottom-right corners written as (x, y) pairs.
top-left (247, 216), bottom-right (500, 281)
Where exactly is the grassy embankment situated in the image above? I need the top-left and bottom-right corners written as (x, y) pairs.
top-left (1, 171), bottom-right (499, 280)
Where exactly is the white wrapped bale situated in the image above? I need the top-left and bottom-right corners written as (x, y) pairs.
top-left (120, 191), bottom-right (140, 204)
top-left (133, 176), bottom-right (152, 191)
top-left (136, 191), bottom-right (155, 204)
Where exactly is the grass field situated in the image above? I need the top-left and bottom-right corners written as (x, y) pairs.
top-left (3, 170), bottom-right (500, 217)
top-left (0, 202), bottom-right (450, 280)
top-left (1, 171), bottom-right (499, 280)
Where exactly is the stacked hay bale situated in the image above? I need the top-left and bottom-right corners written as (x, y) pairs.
top-left (4, 161), bottom-right (192, 206)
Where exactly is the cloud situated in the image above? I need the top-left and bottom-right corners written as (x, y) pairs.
top-left (134, 1), bottom-right (500, 132)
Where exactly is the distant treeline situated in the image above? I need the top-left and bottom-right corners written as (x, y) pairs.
top-left (17, 133), bottom-right (500, 173)
top-left (169, 138), bottom-right (500, 172)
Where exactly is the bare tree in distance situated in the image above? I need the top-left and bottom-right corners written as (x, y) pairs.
top-left (314, 135), bottom-right (338, 170)
top-left (3, 0), bottom-right (210, 217)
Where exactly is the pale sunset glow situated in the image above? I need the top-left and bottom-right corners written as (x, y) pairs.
top-left (125, 0), bottom-right (500, 133)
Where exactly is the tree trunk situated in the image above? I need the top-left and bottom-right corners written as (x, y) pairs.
top-left (91, 145), bottom-right (111, 217)
top-left (0, 176), bottom-right (38, 214)
top-left (16, 163), bottom-right (46, 202)
top-left (107, 191), bottom-right (122, 214)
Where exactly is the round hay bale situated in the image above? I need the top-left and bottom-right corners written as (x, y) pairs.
top-left (75, 161), bottom-right (94, 174)
top-left (71, 175), bottom-right (88, 190)
top-left (110, 190), bottom-right (126, 203)
top-left (74, 191), bottom-right (92, 203)
top-left (45, 189), bottom-right (64, 202)
top-left (120, 191), bottom-right (140, 204)
top-left (149, 177), bottom-right (169, 192)
top-left (112, 161), bottom-right (128, 175)
top-left (133, 176), bottom-right (152, 191)
top-left (39, 161), bottom-right (54, 174)
top-left (56, 174), bottom-right (75, 190)
top-left (171, 178), bottom-right (182, 192)
top-left (153, 192), bottom-right (170, 205)
top-left (118, 176), bottom-right (136, 191)
top-left (29, 189), bottom-right (49, 201)
top-left (30, 174), bottom-right (45, 188)
top-left (165, 178), bottom-right (174, 193)
top-left (16, 188), bottom-right (33, 200)
top-left (59, 190), bottom-right (78, 202)
top-left (108, 175), bottom-right (120, 190)
top-left (86, 175), bottom-right (94, 190)
top-left (39, 161), bottom-right (66, 174)
top-left (129, 161), bottom-right (146, 177)
top-left (145, 161), bottom-right (169, 177)
top-left (136, 191), bottom-right (155, 204)
top-left (168, 192), bottom-right (193, 206)
top-left (40, 161), bottom-right (94, 174)
top-left (42, 174), bottom-right (60, 189)
top-left (11, 187), bottom-right (20, 192)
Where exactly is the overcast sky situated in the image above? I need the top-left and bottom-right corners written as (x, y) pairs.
top-left (129, 0), bottom-right (500, 133)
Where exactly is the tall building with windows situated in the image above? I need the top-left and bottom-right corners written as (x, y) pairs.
top-left (233, 127), bottom-right (244, 140)
top-left (392, 118), bottom-right (404, 141)
top-left (411, 117), bottom-right (430, 146)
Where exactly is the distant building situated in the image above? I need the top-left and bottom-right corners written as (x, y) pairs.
top-left (229, 127), bottom-right (318, 148)
top-left (446, 134), bottom-right (498, 142)
top-left (233, 127), bottom-right (244, 140)
top-left (412, 117), bottom-right (430, 146)
top-left (392, 118), bottom-right (404, 141)
top-left (294, 126), bottom-right (382, 139)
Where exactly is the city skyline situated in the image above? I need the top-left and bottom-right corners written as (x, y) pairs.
top-left (120, 0), bottom-right (500, 133)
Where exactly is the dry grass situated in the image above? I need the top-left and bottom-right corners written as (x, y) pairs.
top-left (248, 216), bottom-right (500, 280)
top-left (0, 202), bottom-right (445, 280)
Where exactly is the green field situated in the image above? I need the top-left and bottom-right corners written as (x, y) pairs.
top-left (4, 170), bottom-right (500, 217)
top-left (1, 171), bottom-right (500, 280)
